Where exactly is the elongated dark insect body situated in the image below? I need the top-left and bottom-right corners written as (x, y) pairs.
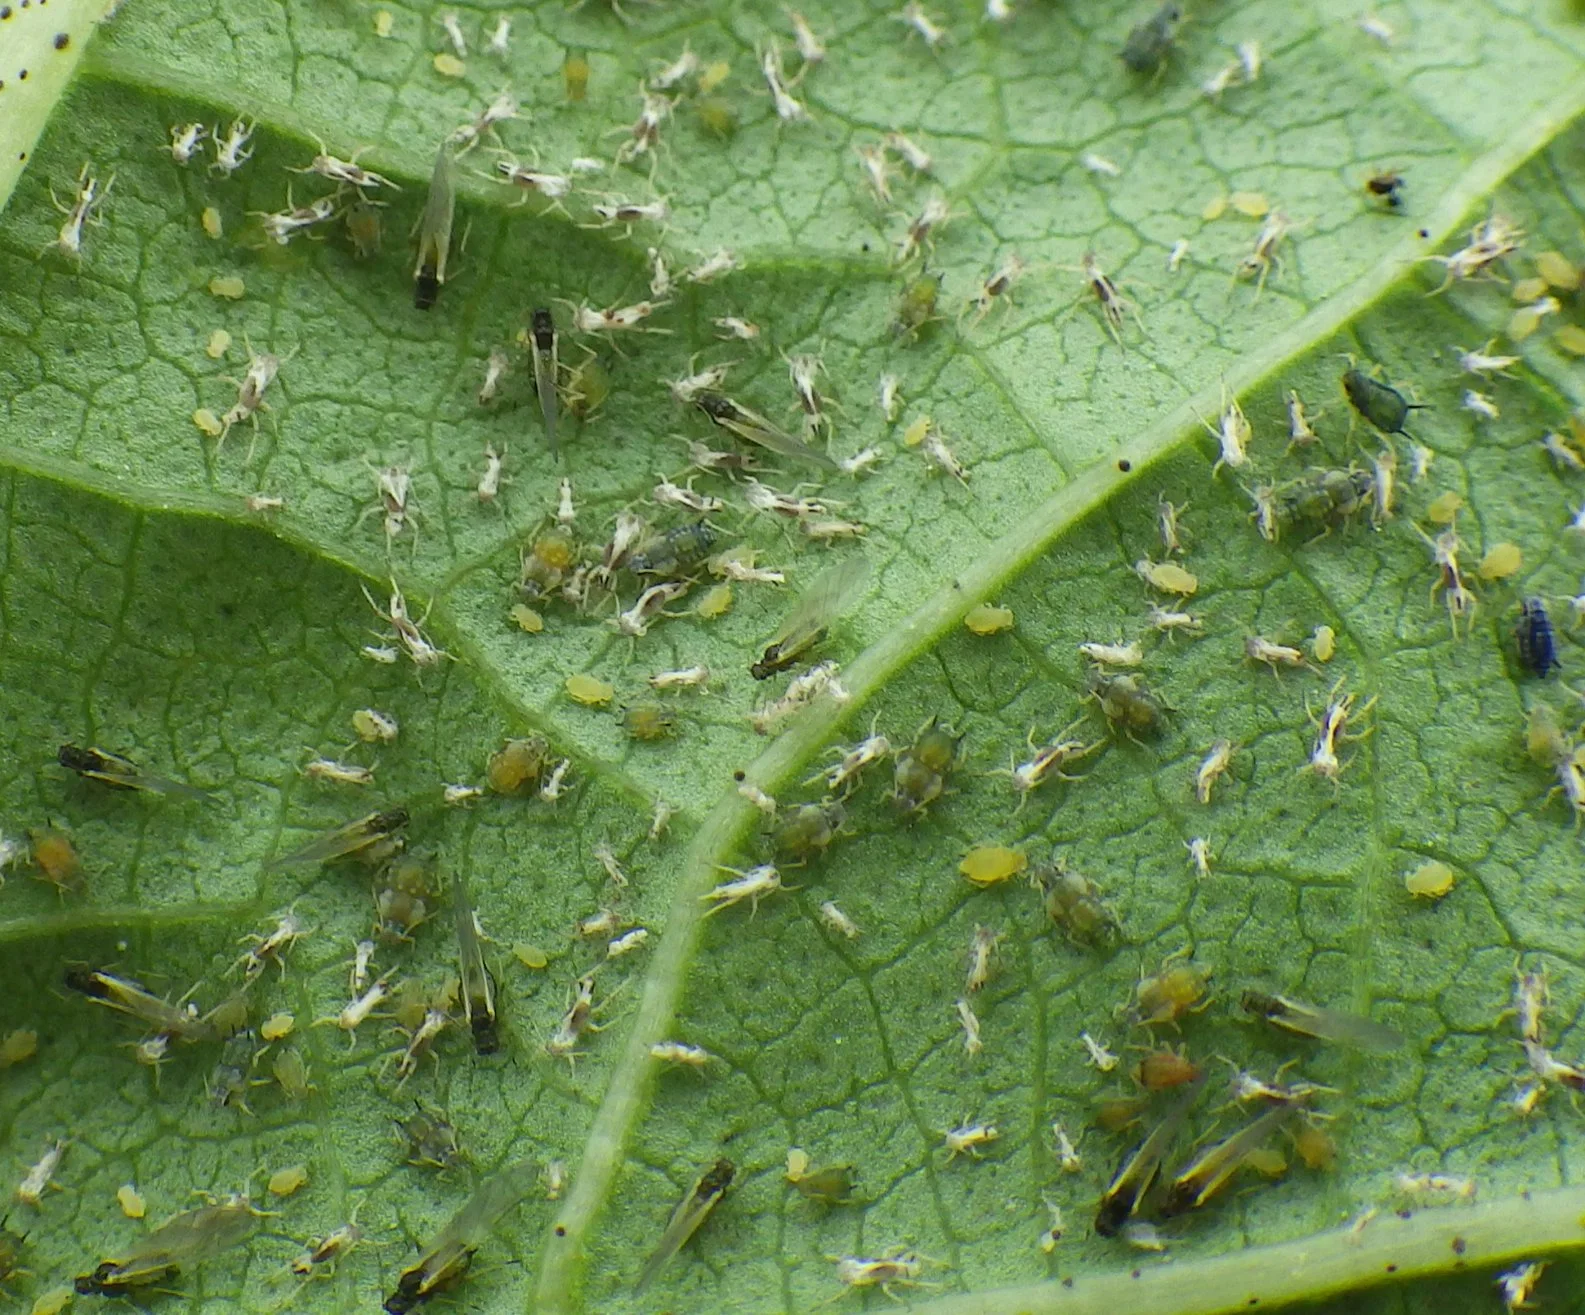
top-left (1342, 366), bottom-right (1424, 436)
top-left (629, 522), bottom-right (719, 577)
top-left (1516, 597), bottom-right (1560, 677)
top-left (636, 1159), bottom-right (735, 1293)
top-left (530, 307), bottom-right (558, 455)
top-left (1241, 990), bottom-right (1404, 1051)
top-left (58, 743), bottom-right (211, 800)
top-left (414, 142), bottom-right (456, 311)
top-left (1094, 1075), bottom-right (1205, 1237)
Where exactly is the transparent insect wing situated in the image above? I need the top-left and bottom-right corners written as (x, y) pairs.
top-left (1094, 1074), bottom-right (1205, 1236)
top-left (387, 1160), bottom-right (537, 1314)
top-left (414, 143), bottom-right (458, 310)
top-left (1241, 991), bottom-right (1404, 1051)
top-left (1162, 1098), bottom-right (1305, 1216)
top-left (635, 1159), bottom-right (735, 1294)
top-left (696, 392), bottom-right (836, 470)
top-left (754, 555), bottom-right (872, 679)
top-left (58, 743), bottom-right (210, 801)
top-left (452, 870), bottom-right (499, 1054)
top-left (267, 807), bottom-right (409, 868)
top-left (78, 1197), bottom-right (261, 1294)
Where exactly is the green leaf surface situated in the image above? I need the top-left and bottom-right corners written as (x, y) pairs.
top-left (4, 1), bottom-right (1585, 1313)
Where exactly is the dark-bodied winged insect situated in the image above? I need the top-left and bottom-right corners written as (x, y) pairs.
top-left (58, 744), bottom-right (211, 801)
top-left (413, 141), bottom-right (457, 311)
top-left (635, 1158), bottom-right (734, 1294)
top-left (451, 868), bottom-right (499, 1054)
top-left (266, 807), bottom-right (409, 869)
top-left (384, 1159), bottom-right (536, 1314)
top-left (694, 391), bottom-right (837, 470)
top-left (751, 556), bottom-right (871, 680)
top-left (64, 966), bottom-right (221, 1044)
top-left (76, 1194), bottom-right (262, 1295)
top-left (1093, 1074), bottom-right (1205, 1237)
top-left (1241, 990), bottom-right (1404, 1052)
top-left (1160, 1093), bottom-right (1311, 1217)
top-left (529, 306), bottom-right (558, 455)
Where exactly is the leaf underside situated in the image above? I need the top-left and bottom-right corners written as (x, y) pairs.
top-left (3, 2), bottom-right (1585, 1315)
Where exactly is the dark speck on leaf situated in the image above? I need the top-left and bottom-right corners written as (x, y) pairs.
top-left (53, 30), bottom-right (67, 47)
top-left (1118, 458), bottom-right (1132, 471)
top-left (1062, 1278), bottom-right (1074, 1289)
top-left (1386, 1264), bottom-right (1397, 1274)
top-left (1131, 1268), bottom-right (1142, 1279)
top-left (1452, 1236), bottom-right (1466, 1255)
top-left (1397, 1209), bottom-right (1412, 1220)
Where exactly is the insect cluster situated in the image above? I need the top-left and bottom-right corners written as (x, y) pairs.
top-left (11, 0), bottom-right (1585, 1312)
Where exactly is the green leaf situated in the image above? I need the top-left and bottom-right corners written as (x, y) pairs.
top-left (4, 2), bottom-right (1585, 1314)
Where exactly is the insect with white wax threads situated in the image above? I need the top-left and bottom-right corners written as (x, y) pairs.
top-left (607, 928), bottom-right (649, 960)
top-left (1463, 389), bottom-right (1499, 422)
top-left (494, 162), bottom-right (572, 211)
top-left (1050, 1121), bottom-right (1082, 1174)
top-left (591, 842), bottom-right (628, 889)
top-left (267, 806), bottom-right (410, 869)
top-left (1202, 59), bottom-right (1241, 100)
top-left (839, 447), bottom-right (885, 476)
top-left (16, 1138), bottom-right (67, 1207)
top-left (473, 443), bottom-right (506, 504)
top-left (895, 194), bottom-right (951, 264)
top-left (999, 722), bottom-right (1101, 807)
top-left (1186, 836), bottom-right (1212, 876)
top-left (236, 909), bottom-right (308, 981)
top-left (651, 1041), bottom-right (713, 1068)
top-left (216, 342), bottom-right (286, 453)
top-left (262, 197), bottom-right (327, 249)
top-left (314, 973), bottom-right (393, 1048)
top-left (1236, 210), bottom-right (1297, 297)
top-left (539, 758), bottom-right (572, 803)
top-left (487, 15), bottom-right (510, 55)
top-left (635, 1159), bottom-right (735, 1294)
top-left (702, 863), bottom-right (793, 918)
top-left (548, 973), bottom-right (611, 1071)
top-left (348, 939), bottom-right (376, 995)
top-left (653, 477), bottom-right (723, 514)
top-left (956, 998), bottom-right (983, 1055)
top-left (760, 43), bottom-right (809, 122)
top-left (714, 315), bottom-right (761, 341)
top-left (414, 141), bottom-right (457, 311)
top-left (391, 1007), bottom-right (449, 1087)
top-left (1200, 385), bottom-right (1250, 476)
top-left (683, 248), bottom-right (739, 285)
top-left (76, 1193), bottom-right (265, 1296)
top-left (1413, 520), bottom-right (1478, 637)
top-left (288, 1212), bottom-right (365, 1284)
top-left (649, 45), bottom-right (700, 92)
top-left (750, 660), bottom-right (847, 734)
top-left (384, 1159), bottom-right (537, 1315)
top-left (1543, 432), bottom-right (1585, 473)
top-left (752, 555), bottom-right (871, 679)
top-left (697, 389), bottom-right (836, 471)
top-left (647, 248), bottom-right (671, 299)
top-left (744, 476), bottom-right (828, 519)
top-left (565, 298), bottom-right (671, 338)
top-left (818, 900), bottom-right (861, 939)
top-left (1070, 250), bottom-right (1137, 345)
top-left (451, 868), bottom-right (499, 1054)
top-left (1150, 604), bottom-right (1203, 637)
top-left (787, 9), bottom-right (826, 65)
top-left (1245, 634), bottom-right (1308, 675)
top-left (1081, 151), bottom-right (1122, 178)
top-left (614, 86), bottom-right (674, 165)
top-left (1458, 340), bottom-right (1519, 378)
top-left (610, 581), bottom-right (690, 639)
top-left (920, 425), bottom-right (969, 483)
top-left (211, 119), bottom-right (256, 175)
top-left (365, 463), bottom-right (417, 546)
top-left (452, 90), bottom-right (519, 153)
top-left (294, 138), bottom-right (398, 193)
top-left (1080, 640), bottom-right (1143, 667)
top-left (648, 665), bottom-right (711, 692)
top-left (896, 1), bottom-right (948, 48)
top-left (1371, 446), bottom-right (1397, 524)
top-left (1305, 678), bottom-right (1375, 784)
top-left (1195, 739), bottom-right (1235, 804)
top-left (1394, 1172), bottom-right (1477, 1205)
top-left (1421, 212), bottom-right (1524, 294)
top-left (57, 743), bottom-right (211, 801)
top-left (1286, 390), bottom-right (1321, 448)
top-left (169, 122), bottom-right (207, 164)
top-left (363, 577), bottom-right (449, 668)
top-left (965, 925), bottom-right (1002, 993)
top-left (786, 352), bottom-right (831, 434)
top-left (855, 143), bottom-right (895, 204)
top-left (811, 726), bottom-right (891, 794)
top-left (830, 1249), bottom-right (933, 1299)
top-left (1081, 1030), bottom-right (1119, 1071)
top-left (1512, 962), bottom-right (1549, 1044)
top-left (1496, 1262), bottom-right (1548, 1314)
top-left (304, 755), bottom-right (374, 787)
top-left (438, 11), bottom-right (467, 57)
top-left (737, 778), bottom-right (778, 815)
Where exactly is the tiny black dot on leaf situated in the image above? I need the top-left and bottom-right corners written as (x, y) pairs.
top-left (1062, 1278), bottom-right (1074, 1289)
top-left (17, 69), bottom-right (26, 79)
top-left (53, 31), bottom-right (67, 47)
top-left (1385, 1264), bottom-right (1397, 1274)
top-left (554, 1225), bottom-right (566, 1237)
top-left (1131, 1269), bottom-right (1141, 1279)
top-left (1117, 458), bottom-right (1131, 472)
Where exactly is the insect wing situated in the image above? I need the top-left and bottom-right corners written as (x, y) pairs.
top-left (1161, 1100), bottom-right (1302, 1216)
top-left (698, 393), bottom-right (836, 470)
top-left (756, 556), bottom-right (871, 677)
top-left (80, 1199), bottom-right (259, 1293)
top-left (388, 1159), bottom-right (536, 1313)
top-left (267, 807), bottom-right (410, 868)
top-left (1094, 1074), bottom-right (1204, 1236)
top-left (635, 1159), bottom-right (734, 1294)
top-left (530, 308), bottom-right (559, 455)
top-left (59, 744), bottom-right (211, 801)
top-left (452, 869), bottom-right (499, 1054)
top-left (1243, 991), bottom-right (1403, 1051)
top-left (414, 142), bottom-right (457, 309)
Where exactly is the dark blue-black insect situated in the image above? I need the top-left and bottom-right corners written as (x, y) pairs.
top-left (1516, 597), bottom-right (1560, 677)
